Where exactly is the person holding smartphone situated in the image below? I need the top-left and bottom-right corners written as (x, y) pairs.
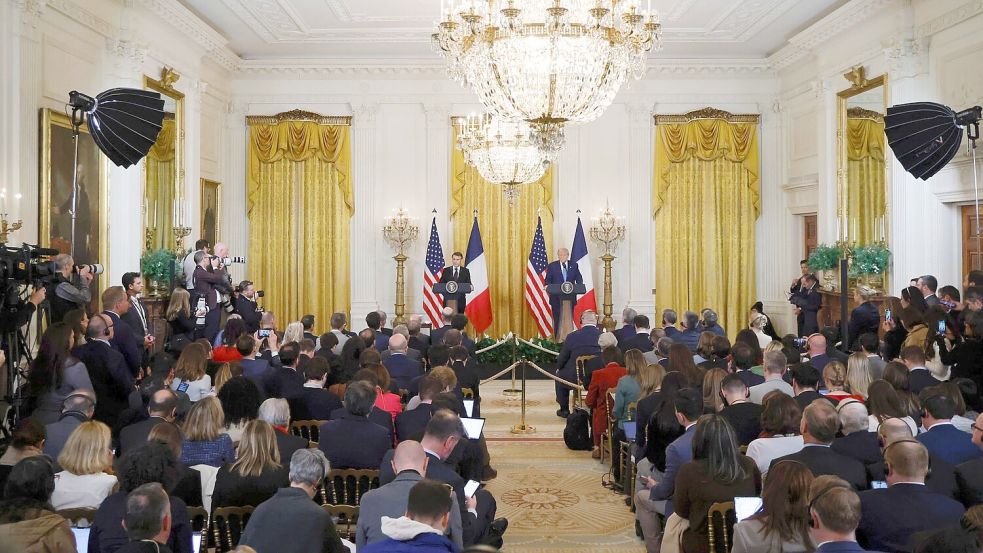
top-left (191, 251), bottom-right (227, 343)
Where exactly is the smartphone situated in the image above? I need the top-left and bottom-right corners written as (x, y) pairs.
top-left (258, 329), bottom-right (272, 338)
top-left (871, 480), bottom-right (888, 489)
top-left (937, 320), bottom-right (947, 334)
top-left (464, 480), bottom-right (480, 498)
top-left (885, 308), bottom-right (892, 322)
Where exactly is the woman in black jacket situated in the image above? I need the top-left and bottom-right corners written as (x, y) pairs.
top-left (641, 372), bottom-right (691, 470)
top-left (212, 420), bottom-right (289, 509)
top-left (937, 310), bottom-right (983, 409)
top-left (166, 287), bottom-right (198, 353)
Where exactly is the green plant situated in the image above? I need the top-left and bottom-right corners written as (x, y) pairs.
top-left (849, 244), bottom-right (891, 276)
top-left (140, 248), bottom-right (181, 283)
top-left (474, 335), bottom-right (561, 364)
top-left (808, 244), bottom-right (843, 272)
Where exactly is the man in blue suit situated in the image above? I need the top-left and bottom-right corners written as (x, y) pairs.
top-left (807, 476), bottom-right (876, 553)
top-left (917, 390), bottom-right (983, 465)
top-left (318, 381), bottom-right (392, 469)
top-left (857, 440), bottom-right (965, 552)
top-left (553, 310), bottom-right (602, 417)
top-left (384, 334), bottom-right (425, 391)
top-left (613, 308), bottom-right (637, 345)
top-left (634, 389), bottom-right (701, 552)
top-left (101, 286), bottom-right (143, 377)
top-left (544, 248), bottom-right (583, 339)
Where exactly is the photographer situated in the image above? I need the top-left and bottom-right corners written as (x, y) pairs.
top-left (190, 251), bottom-right (226, 343)
top-left (233, 280), bottom-right (263, 333)
top-left (47, 254), bottom-right (94, 323)
top-left (182, 239), bottom-right (211, 288)
top-left (0, 286), bottom-right (46, 333)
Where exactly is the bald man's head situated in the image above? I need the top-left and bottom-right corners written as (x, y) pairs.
top-left (878, 417), bottom-right (914, 447)
top-left (392, 440), bottom-right (428, 475)
top-left (86, 313), bottom-right (110, 340)
top-left (213, 242), bottom-right (229, 258)
top-left (807, 333), bottom-right (826, 354)
top-left (389, 333), bottom-right (408, 353)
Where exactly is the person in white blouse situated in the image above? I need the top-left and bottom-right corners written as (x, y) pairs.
top-left (749, 314), bottom-right (773, 349)
top-left (170, 342), bottom-right (213, 402)
top-left (51, 420), bottom-right (118, 510)
top-left (746, 392), bottom-right (805, 478)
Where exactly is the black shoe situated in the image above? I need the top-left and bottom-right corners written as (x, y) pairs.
top-left (556, 409), bottom-right (570, 418)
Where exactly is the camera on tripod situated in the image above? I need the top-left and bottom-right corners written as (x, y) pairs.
top-left (0, 244), bottom-right (59, 292)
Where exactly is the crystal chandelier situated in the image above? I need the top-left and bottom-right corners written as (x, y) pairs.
top-left (434, 0), bottom-right (662, 154)
top-left (457, 114), bottom-right (553, 203)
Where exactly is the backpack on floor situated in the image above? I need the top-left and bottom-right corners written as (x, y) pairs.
top-left (563, 408), bottom-right (593, 451)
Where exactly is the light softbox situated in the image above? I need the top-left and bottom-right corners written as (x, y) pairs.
top-left (69, 88), bottom-right (166, 168)
top-left (884, 102), bottom-right (981, 180)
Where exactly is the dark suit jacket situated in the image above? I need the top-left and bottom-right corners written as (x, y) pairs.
top-left (867, 453), bottom-right (959, 501)
top-left (582, 356), bottom-right (606, 389)
top-left (451, 359), bottom-right (481, 398)
top-left (276, 430), bottom-right (309, 463)
top-left (73, 339), bottom-right (133, 427)
top-left (43, 411), bottom-right (87, 469)
top-left (908, 368), bottom-right (943, 395)
top-left (858, 483), bottom-right (965, 552)
top-left (956, 457), bottom-right (983, 506)
top-left (380, 348), bottom-right (422, 363)
top-left (917, 423), bottom-right (983, 465)
top-left (239, 487), bottom-right (347, 553)
top-left (556, 325), bottom-right (602, 377)
top-left (119, 416), bottom-right (168, 456)
top-left (736, 369), bottom-right (765, 388)
top-left (264, 366), bottom-right (305, 400)
top-left (330, 406), bottom-right (394, 445)
top-left (395, 403), bottom-right (437, 443)
top-left (719, 402), bottom-right (762, 446)
top-left (816, 542), bottom-right (878, 553)
top-left (430, 325), bottom-right (451, 348)
top-left (289, 387), bottom-right (343, 421)
top-left (791, 285), bottom-right (822, 335)
top-left (191, 265), bottom-right (225, 309)
top-left (613, 325), bottom-right (636, 346)
top-left (234, 295), bottom-right (262, 333)
top-left (771, 444), bottom-right (867, 490)
top-left (408, 334), bottom-right (431, 361)
top-left (795, 390), bottom-right (838, 412)
top-left (241, 358), bottom-right (275, 396)
top-left (212, 464), bottom-right (290, 509)
top-left (318, 413), bottom-right (392, 469)
top-left (809, 353), bottom-right (831, 374)
top-left (89, 492), bottom-right (193, 553)
top-left (849, 302), bottom-right (880, 350)
top-left (620, 332), bottom-right (653, 353)
top-left (103, 310), bottom-right (142, 376)
top-left (676, 328), bottom-right (702, 352)
top-left (383, 353), bottom-right (424, 391)
top-left (438, 265), bottom-right (472, 309)
top-left (121, 297), bottom-right (148, 337)
top-left (832, 431), bottom-right (883, 466)
top-left (544, 259), bottom-right (582, 286)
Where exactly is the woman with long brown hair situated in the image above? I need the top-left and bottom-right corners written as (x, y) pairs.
top-left (613, 349), bottom-right (647, 427)
top-left (170, 342), bottom-right (212, 402)
top-left (28, 322), bottom-right (93, 424)
top-left (180, 396), bottom-right (235, 467)
top-left (746, 392), bottom-right (803, 477)
top-left (166, 287), bottom-right (198, 353)
top-left (211, 419), bottom-right (289, 509)
top-left (882, 296), bottom-right (908, 360)
top-left (866, 379), bottom-right (918, 435)
top-left (732, 460), bottom-right (815, 552)
top-left (702, 368), bottom-right (728, 413)
top-left (668, 342), bottom-right (705, 390)
top-left (883, 361), bottom-right (923, 426)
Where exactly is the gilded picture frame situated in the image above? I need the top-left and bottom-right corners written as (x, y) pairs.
top-left (39, 107), bottom-right (109, 301)
top-left (200, 178), bottom-right (221, 247)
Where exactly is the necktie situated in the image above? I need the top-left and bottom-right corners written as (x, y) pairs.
top-left (561, 263), bottom-right (567, 281)
top-left (132, 297), bottom-right (147, 334)
top-left (454, 268), bottom-right (458, 279)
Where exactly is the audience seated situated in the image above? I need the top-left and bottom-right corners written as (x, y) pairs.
top-left (846, 352), bottom-right (874, 399)
top-left (51, 421), bottom-right (117, 510)
top-left (675, 312), bottom-right (703, 353)
top-left (0, 456), bottom-right (76, 552)
top-left (257, 398), bottom-right (309, 466)
top-left (806, 475), bottom-right (868, 552)
top-left (239, 449), bottom-right (347, 553)
top-left (857, 440), bottom-right (965, 552)
top-left (770, 399), bottom-right (867, 490)
top-left (696, 334), bottom-right (730, 372)
top-left (382, 334), bottom-right (424, 391)
top-left (956, 411), bottom-right (983, 506)
top-left (396, 375), bottom-right (442, 443)
top-left (361, 479), bottom-right (458, 553)
top-left (361, 365), bottom-right (403, 422)
top-left (858, 333), bottom-right (886, 380)
top-left (916, 387), bottom-right (982, 465)
top-left (289, 356), bottom-right (343, 421)
top-left (585, 346), bottom-right (627, 458)
top-left (731, 343), bottom-right (764, 388)
top-left (406, 316), bottom-right (431, 362)
top-left (620, 315), bottom-right (655, 353)
top-left (0, 419), bottom-right (45, 494)
top-left (806, 333), bottom-right (832, 374)
top-left (179, 397), bottom-right (235, 467)
top-left (883, 361), bottom-right (925, 426)
top-left (264, 342), bottom-right (305, 400)
top-left (449, 346), bottom-right (481, 409)
top-left (43, 390), bottom-right (96, 469)
top-left (237, 334), bottom-right (275, 396)
top-left (212, 419), bottom-right (290, 510)
top-left (669, 343), bottom-right (708, 391)
top-left (830, 400), bottom-right (882, 466)
top-left (867, 379), bottom-right (919, 435)
top-left (169, 343), bottom-right (212, 403)
top-left (748, 351), bottom-right (794, 404)
top-left (28, 322), bottom-right (94, 425)
top-left (823, 361), bottom-right (865, 403)
top-left (614, 308), bottom-right (638, 345)
top-left (114, 483), bottom-right (172, 553)
top-left (146, 423), bottom-right (202, 508)
top-left (901, 345), bottom-right (943, 394)
top-left (790, 363), bottom-right (835, 411)
top-left (555, 311), bottom-right (603, 402)
top-left (732, 459), bottom-right (815, 552)
top-left (358, 441), bottom-right (463, 549)
top-left (73, 314), bottom-right (132, 428)
top-left (719, 374), bottom-right (763, 446)
top-left (747, 392), bottom-right (805, 477)
top-left (212, 318), bottom-right (246, 363)
top-left (637, 372), bottom-right (688, 463)
top-left (703, 368), bottom-right (729, 414)
top-left (118, 389), bottom-right (178, 457)
top-left (319, 381), bottom-right (392, 469)
top-left (866, 417), bottom-right (959, 501)
top-left (216, 377), bottom-right (263, 444)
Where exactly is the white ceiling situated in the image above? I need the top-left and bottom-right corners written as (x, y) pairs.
top-left (178, 0), bottom-right (850, 61)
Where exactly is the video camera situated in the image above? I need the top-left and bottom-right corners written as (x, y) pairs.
top-left (0, 244), bottom-right (59, 298)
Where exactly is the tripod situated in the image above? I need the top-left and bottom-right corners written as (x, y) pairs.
top-left (1, 326), bottom-right (33, 439)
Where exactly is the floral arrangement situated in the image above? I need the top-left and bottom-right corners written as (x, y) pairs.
top-left (140, 248), bottom-right (181, 285)
top-left (807, 244), bottom-right (844, 272)
top-left (474, 335), bottom-right (561, 364)
top-left (849, 244), bottom-right (891, 276)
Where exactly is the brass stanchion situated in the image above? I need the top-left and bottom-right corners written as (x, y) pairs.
top-left (510, 358), bottom-right (535, 434)
top-left (503, 334), bottom-right (520, 396)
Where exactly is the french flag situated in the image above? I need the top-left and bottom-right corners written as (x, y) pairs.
top-left (465, 215), bottom-right (493, 335)
top-left (572, 216), bottom-right (597, 327)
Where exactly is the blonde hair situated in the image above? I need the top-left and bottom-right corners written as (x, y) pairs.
top-left (231, 419), bottom-right (281, 478)
top-left (624, 349), bottom-right (647, 378)
top-left (166, 287), bottom-right (191, 321)
top-left (183, 396), bottom-right (226, 441)
top-left (764, 340), bottom-right (784, 354)
top-left (822, 361), bottom-right (847, 390)
top-left (213, 362), bottom-right (233, 394)
top-left (846, 352), bottom-right (873, 398)
top-left (638, 363), bottom-right (666, 397)
top-left (750, 314), bottom-right (768, 330)
top-left (282, 322), bottom-right (304, 345)
top-left (58, 421), bottom-right (112, 475)
top-left (702, 368), bottom-right (728, 413)
top-left (174, 343), bottom-right (208, 382)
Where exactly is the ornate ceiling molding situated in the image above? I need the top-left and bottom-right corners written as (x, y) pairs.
top-left (46, 0), bottom-right (115, 37)
top-left (654, 107), bottom-right (760, 124)
top-left (245, 109), bottom-right (351, 125)
top-left (916, 0), bottom-right (983, 38)
top-left (136, 0), bottom-right (239, 70)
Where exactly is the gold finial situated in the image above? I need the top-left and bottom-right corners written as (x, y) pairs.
top-left (160, 67), bottom-right (181, 91)
top-left (843, 65), bottom-right (868, 89)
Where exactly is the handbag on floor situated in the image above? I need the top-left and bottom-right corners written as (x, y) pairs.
top-left (563, 407), bottom-right (593, 450)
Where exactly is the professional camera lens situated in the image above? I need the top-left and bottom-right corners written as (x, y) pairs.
top-left (221, 256), bottom-right (246, 265)
top-left (77, 263), bottom-right (105, 275)
top-left (256, 290), bottom-right (265, 298)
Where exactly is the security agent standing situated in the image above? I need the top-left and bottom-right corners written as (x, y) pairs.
top-left (191, 251), bottom-right (227, 343)
top-left (234, 280), bottom-right (263, 333)
top-left (439, 252), bottom-right (471, 313)
top-left (46, 253), bottom-right (94, 323)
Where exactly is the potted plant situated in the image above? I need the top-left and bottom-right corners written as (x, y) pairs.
top-left (140, 248), bottom-right (181, 297)
top-left (849, 244), bottom-right (891, 292)
top-left (808, 244), bottom-right (844, 290)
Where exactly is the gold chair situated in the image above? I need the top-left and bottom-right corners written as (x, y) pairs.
top-left (57, 508), bottom-right (97, 528)
top-left (573, 355), bottom-right (596, 409)
top-left (321, 468), bottom-right (381, 506)
top-left (186, 506), bottom-right (209, 552)
top-left (211, 506), bottom-right (254, 553)
top-left (707, 501), bottom-right (736, 553)
top-left (291, 419), bottom-right (326, 448)
top-left (739, 444), bottom-right (748, 455)
top-left (601, 389), bottom-right (616, 464)
top-left (461, 387), bottom-right (475, 399)
top-left (323, 504), bottom-right (359, 541)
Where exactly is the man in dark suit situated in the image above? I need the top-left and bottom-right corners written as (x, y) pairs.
top-left (364, 311), bottom-right (389, 351)
top-left (300, 314), bottom-right (318, 343)
top-left (407, 316), bottom-right (431, 362)
top-left (857, 440), bottom-right (965, 552)
top-left (233, 280), bottom-right (263, 333)
top-left (43, 390), bottom-right (95, 469)
top-left (265, 342), bottom-right (305, 400)
top-left (772, 399), bottom-right (867, 490)
top-left (544, 247), bottom-right (583, 338)
top-left (329, 404), bottom-right (394, 445)
top-left (918, 274), bottom-right (941, 307)
top-left (73, 313), bottom-right (134, 428)
top-left (444, 315), bottom-right (476, 354)
top-left (791, 363), bottom-right (838, 411)
top-left (101, 286), bottom-right (143, 377)
top-left (319, 382), bottom-right (392, 469)
top-left (956, 411), bottom-right (983, 506)
top-left (290, 357), bottom-right (343, 421)
top-left (917, 390), bottom-right (983, 465)
top-left (383, 333), bottom-right (425, 391)
top-left (258, 397), bottom-right (309, 463)
top-left (620, 314), bottom-right (654, 354)
top-left (901, 346), bottom-right (943, 394)
top-left (553, 311), bottom-right (602, 416)
top-left (238, 334), bottom-right (276, 397)
top-left (395, 376), bottom-right (442, 443)
top-left (807, 477), bottom-right (871, 553)
top-left (732, 343), bottom-right (765, 388)
top-left (429, 308), bottom-right (454, 350)
top-left (190, 250), bottom-right (229, 343)
top-left (380, 333), bottom-right (423, 363)
top-left (613, 307), bottom-right (637, 345)
top-left (806, 334), bottom-right (831, 374)
top-left (119, 389), bottom-right (177, 456)
top-left (121, 272), bottom-right (152, 358)
top-left (790, 273), bottom-right (822, 336)
top-left (848, 288), bottom-right (880, 351)
top-left (867, 417), bottom-right (959, 500)
top-left (831, 401), bottom-right (882, 466)
top-left (719, 375), bottom-right (762, 446)
top-left (449, 346), bottom-right (480, 402)
top-left (676, 311), bottom-right (703, 352)
top-left (439, 251), bottom-right (471, 313)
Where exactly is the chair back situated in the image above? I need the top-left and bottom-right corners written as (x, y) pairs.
top-left (461, 387), bottom-right (475, 399)
top-left (323, 504), bottom-right (359, 541)
top-left (291, 420), bottom-right (326, 447)
top-left (626, 401), bottom-right (637, 422)
top-left (57, 508), bottom-right (97, 528)
top-left (211, 506), bottom-right (254, 553)
top-left (321, 468), bottom-right (381, 506)
top-left (187, 506), bottom-right (209, 532)
top-left (707, 501), bottom-right (736, 553)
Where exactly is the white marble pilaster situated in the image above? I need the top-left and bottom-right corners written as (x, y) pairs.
top-left (350, 102), bottom-right (380, 325)
top-left (626, 102), bottom-right (655, 321)
top-left (421, 102), bottom-right (450, 319)
top-left (224, 100), bottom-right (248, 284)
top-left (9, 0), bottom-right (45, 245)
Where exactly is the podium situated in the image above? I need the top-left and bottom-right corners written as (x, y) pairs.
top-left (433, 282), bottom-right (473, 313)
top-left (546, 282), bottom-right (586, 341)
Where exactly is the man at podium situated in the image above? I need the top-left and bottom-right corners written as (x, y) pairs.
top-left (439, 251), bottom-right (471, 313)
top-left (545, 248), bottom-right (583, 338)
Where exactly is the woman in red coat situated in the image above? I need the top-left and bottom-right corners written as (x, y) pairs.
top-left (585, 346), bottom-right (627, 458)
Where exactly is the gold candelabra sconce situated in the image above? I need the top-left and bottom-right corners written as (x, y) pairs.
top-left (0, 189), bottom-right (23, 245)
top-left (588, 203), bottom-right (626, 332)
top-left (382, 207), bottom-right (420, 326)
top-left (173, 225), bottom-right (191, 253)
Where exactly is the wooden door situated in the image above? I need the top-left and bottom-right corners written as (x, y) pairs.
top-left (963, 205), bottom-right (983, 273)
top-left (804, 214), bottom-right (818, 258)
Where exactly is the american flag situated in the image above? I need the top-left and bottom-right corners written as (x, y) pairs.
top-left (525, 216), bottom-right (553, 338)
top-left (422, 216), bottom-right (446, 329)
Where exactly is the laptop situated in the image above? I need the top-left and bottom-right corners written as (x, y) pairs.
top-left (463, 399), bottom-right (475, 417)
top-left (623, 421), bottom-right (638, 442)
top-left (73, 529), bottom-right (202, 553)
top-left (460, 417), bottom-right (486, 439)
top-left (734, 496), bottom-right (763, 522)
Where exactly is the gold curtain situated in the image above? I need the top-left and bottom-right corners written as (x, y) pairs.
top-left (450, 125), bottom-right (554, 338)
top-left (145, 118), bottom-right (175, 250)
top-left (846, 114), bottom-right (886, 243)
top-left (653, 112), bottom-right (760, 340)
top-left (247, 118), bottom-right (352, 329)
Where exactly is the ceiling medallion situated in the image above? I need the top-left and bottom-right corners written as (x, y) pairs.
top-left (457, 114), bottom-right (554, 203)
top-left (434, 0), bottom-right (662, 155)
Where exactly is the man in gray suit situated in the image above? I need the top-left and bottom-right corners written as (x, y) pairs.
top-left (357, 441), bottom-right (463, 549)
top-left (43, 390), bottom-right (96, 470)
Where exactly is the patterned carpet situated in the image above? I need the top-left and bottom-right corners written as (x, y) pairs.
top-left (481, 380), bottom-right (645, 553)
